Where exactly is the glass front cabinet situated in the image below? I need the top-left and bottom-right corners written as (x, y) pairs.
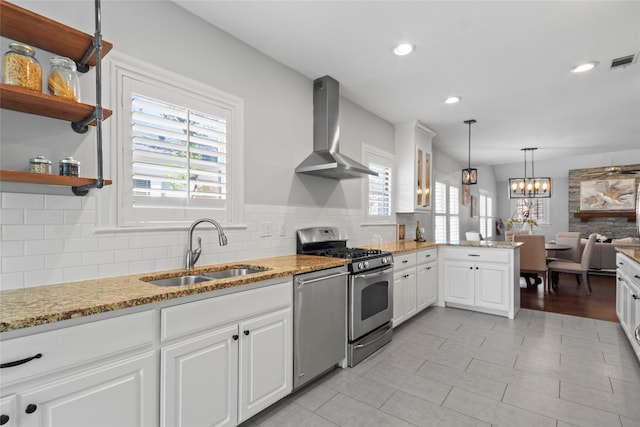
top-left (395, 121), bottom-right (435, 213)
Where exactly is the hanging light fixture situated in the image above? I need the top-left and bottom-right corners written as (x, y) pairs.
top-left (508, 147), bottom-right (552, 199)
top-left (461, 119), bottom-right (477, 185)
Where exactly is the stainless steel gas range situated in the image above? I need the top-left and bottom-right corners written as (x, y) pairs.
top-left (296, 227), bottom-right (394, 367)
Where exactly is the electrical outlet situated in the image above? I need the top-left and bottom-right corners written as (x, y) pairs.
top-left (279, 222), bottom-right (286, 236)
top-left (260, 222), bottom-right (272, 237)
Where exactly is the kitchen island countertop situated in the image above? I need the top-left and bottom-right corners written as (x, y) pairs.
top-left (0, 255), bottom-right (347, 333)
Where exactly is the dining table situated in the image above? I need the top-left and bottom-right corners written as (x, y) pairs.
top-left (544, 243), bottom-right (572, 251)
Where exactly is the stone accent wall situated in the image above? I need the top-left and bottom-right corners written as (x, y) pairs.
top-left (568, 165), bottom-right (640, 239)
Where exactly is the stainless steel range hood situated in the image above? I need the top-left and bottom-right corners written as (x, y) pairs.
top-left (296, 76), bottom-right (378, 180)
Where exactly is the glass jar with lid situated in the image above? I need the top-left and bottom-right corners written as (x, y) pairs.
top-left (2, 42), bottom-right (42, 92)
top-left (59, 156), bottom-right (80, 177)
top-left (30, 155), bottom-right (53, 174)
top-left (47, 56), bottom-right (80, 102)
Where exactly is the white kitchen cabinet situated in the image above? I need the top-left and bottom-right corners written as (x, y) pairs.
top-left (160, 279), bottom-right (292, 427)
top-left (616, 253), bottom-right (640, 362)
top-left (0, 311), bottom-right (157, 427)
top-left (238, 309), bottom-right (291, 422)
top-left (440, 246), bottom-right (518, 319)
top-left (416, 249), bottom-right (438, 311)
top-left (394, 121), bottom-right (436, 213)
top-left (20, 352), bottom-right (156, 427)
top-left (162, 325), bottom-right (239, 427)
top-left (393, 252), bottom-right (417, 327)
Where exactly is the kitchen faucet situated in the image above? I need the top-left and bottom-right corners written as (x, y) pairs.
top-left (186, 218), bottom-right (228, 270)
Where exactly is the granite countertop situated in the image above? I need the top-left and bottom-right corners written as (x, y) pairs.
top-left (362, 239), bottom-right (522, 254)
top-left (0, 255), bottom-right (346, 333)
top-left (0, 240), bottom-right (523, 333)
top-left (618, 247), bottom-right (640, 265)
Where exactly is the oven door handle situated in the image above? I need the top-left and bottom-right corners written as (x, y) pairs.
top-left (353, 267), bottom-right (393, 280)
top-left (295, 271), bottom-right (349, 286)
top-left (354, 323), bottom-right (392, 349)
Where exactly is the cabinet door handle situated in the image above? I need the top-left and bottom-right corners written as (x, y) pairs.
top-left (634, 275), bottom-right (640, 280)
top-left (0, 353), bottom-right (42, 369)
top-left (232, 334), bottom-right (239, 340)
top-left (402, 260), bottom-right (409, 264)
top-left (475, 267), bottom-right (479, 270)
top-left (424, 254), bottom-right (431, 258)
top-left (244, 330), bottom-right (250, 336)
top-left (0, 414), bottom-right (10, 425)
top-left (403, 274), bottom-right (410, 278)
top-left (468, 254), bottom-right (480, 257)
top-left (25, 404), bottom-right (37, 414)
top-left (633, 294), bottom-right (640, 300)
top-left (425, 266), bottom-right (432, 270)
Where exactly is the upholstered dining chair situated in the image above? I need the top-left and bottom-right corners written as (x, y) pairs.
top-left (514, 234), bottom-right (548, 288)
top-left (547, 233), bottom-right (597, 295)
top-left (548, 231), bottom-right (582, 285)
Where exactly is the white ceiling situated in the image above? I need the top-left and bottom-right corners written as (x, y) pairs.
top-left (173, 1), bottom-right (640, 167)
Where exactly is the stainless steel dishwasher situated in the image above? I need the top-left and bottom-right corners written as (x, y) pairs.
top-left (293, 266), bottom-right (348, 390)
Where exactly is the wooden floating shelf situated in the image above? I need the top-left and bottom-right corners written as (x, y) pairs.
top-left (0, 0), bottom-right (113, 67)
top-left (574, 211), bottom-right (637, 223)
top-left (0, 170), bottom-right (112, 188)
top-left (0, 84), bottom-right (112, 125)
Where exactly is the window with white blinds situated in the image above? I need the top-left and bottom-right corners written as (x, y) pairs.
top-left (111, 52), bottom-right (244, 226)
top-left (449, 185), bottom-right (460, 243)
top-left (363, 144), bottom-right (394, 222)
top-left (479, 194), bottom-right (493, 239)
top-left (434, 181), bottom-right (448, 243)
top-left (131, 94), bottom-right (227, 204)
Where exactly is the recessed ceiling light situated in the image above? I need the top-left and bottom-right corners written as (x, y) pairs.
top-left (571, 61), bottom-right (598, 73)
top-left (444, 96), bottom-right (461, 104)
top-left (393, 43), bottom-right (414, 56)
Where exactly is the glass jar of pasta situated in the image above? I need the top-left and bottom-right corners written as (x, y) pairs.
top-left (2, 42), bottom-right (42, 92)
top-left (47, 56), bottom-right (80, 102)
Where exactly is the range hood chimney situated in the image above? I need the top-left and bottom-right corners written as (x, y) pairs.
top-left (295, 75), bottom-right (378, 179)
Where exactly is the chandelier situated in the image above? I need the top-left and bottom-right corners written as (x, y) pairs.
top-left (461, 119), bottom-right (477, 185)
top-left (508, 148), bottom-right (551, 199)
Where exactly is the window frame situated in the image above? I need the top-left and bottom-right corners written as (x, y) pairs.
top-left (434, 178), bottom-right (460, 243)
top-left (362, 144), bottom-right (394, 224)
top-left (108, 52), bottom-right (244, 227)
top-left (511, 198), bottom-right (549, 225)
top-left (479, 191), bottom-right (494, 239)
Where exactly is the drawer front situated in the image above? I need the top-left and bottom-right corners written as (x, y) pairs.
top-left (394, 252), bottom-right (417, 270)
top-left (617, 253), bottom-right (632, 277)
top-left (442, 247), bottom-right (510, 264)
top-left (161, 280), bottom-right (292, 342)
top-left (417, 249), bottom-right (437, 265)
top-left (0, 311), bottom-right (153, 386)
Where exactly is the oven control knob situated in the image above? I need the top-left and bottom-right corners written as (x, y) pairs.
top-left (381, 257), bottom-right (389, 264)
top-left (364, 261), bottom-right (369, 268)
top-left (357, 262), bottom-right (365, 270)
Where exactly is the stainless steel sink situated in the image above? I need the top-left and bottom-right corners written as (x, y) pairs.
top-left (149, 275), bottom-right (212, 287)
top-left (146, 266), bottom-right (269, 287)
top-left (202, 267), bottom-right (266, 280)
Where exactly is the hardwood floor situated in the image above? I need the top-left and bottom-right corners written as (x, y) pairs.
top-left (520, 272), bottom-right (618, 322)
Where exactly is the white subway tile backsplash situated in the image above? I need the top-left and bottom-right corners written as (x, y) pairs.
top-left (64, 265), bottom-right (99, 282)
top-left (25, 269), bottom-right (64, 287)
top-left (2, 255), bottom-right (45, 273)
top-left (82, 250), bottom-right (113, 266)
top-left (0, 199), bottom-right (396, 290)
top-left (25, 239), bottom-right (65, 256)
top-left (0, 209), bottom-right (24, 224)
top-left (45, 224), bottom-right (83, 240)
top-left (2, 224), bottom-right (45, 240)
top-left (45, 194), bottom-right (82, 210)
top-left (26, 209), bottom-right (64, 225)
top-left (0, 272), bottom-right (24, 290)
top-left (2, 192), bottom-right (44, 209)
top-left (1, 240), bottom-right (24, 257)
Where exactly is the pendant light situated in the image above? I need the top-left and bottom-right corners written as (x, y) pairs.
top-left (461, 119), bottom-right (477, 185)
top-left (508, 148), bottom-right (552, 198)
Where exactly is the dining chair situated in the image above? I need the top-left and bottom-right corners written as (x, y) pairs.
top-left (548, 231), bottom-right (582, 285)
top-left (514, 234), bottom-right (547, 289)
top-left (547, 233), bottom-right (597, 295)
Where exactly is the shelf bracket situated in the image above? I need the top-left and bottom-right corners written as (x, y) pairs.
top-left (71, 108), bottom-right (98, 134)
top-left (76, 44), bottom-right (96, 74)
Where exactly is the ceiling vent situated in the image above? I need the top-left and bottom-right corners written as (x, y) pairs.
top-left (610, 54), bottom-right (636, 69)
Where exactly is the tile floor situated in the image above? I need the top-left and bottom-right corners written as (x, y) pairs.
top-left (243, 307), bottom-right (640, 427)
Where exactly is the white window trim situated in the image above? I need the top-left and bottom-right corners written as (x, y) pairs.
top-left (479, 190), bottom-right (494, 239)
top-left (434, 174), bottom-right (460, 243)
top-left (101, 51), bottom-right (244, 229)
top-left (361, 144), bottom-right (395, 224)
